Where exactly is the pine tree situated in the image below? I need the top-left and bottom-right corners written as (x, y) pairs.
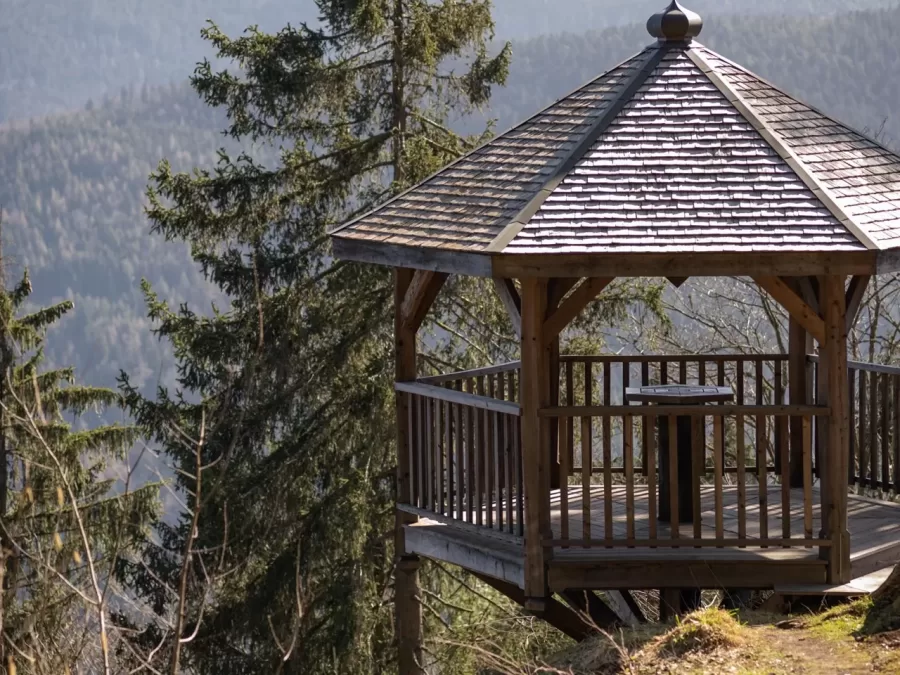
top-left (0, 268), bottom-right (157, 674)
top-left (120, 2), bottom-right (511, 673)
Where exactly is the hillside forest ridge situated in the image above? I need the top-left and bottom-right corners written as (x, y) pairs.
top-left (3, 1), bottom-right (900, 673)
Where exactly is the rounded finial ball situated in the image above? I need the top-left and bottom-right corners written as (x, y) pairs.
top-left (647, 0), bottom-right (703, 41)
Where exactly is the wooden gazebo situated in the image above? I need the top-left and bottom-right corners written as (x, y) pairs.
top-left (330, 2), bottom-right (900, 671)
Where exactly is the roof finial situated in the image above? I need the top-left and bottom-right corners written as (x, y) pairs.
top-left (647, 0), bottom-right (703, 42)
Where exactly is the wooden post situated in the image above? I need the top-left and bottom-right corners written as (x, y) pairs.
top-left (789, 318), bottom-right (808, 487)
top-left (395, 268), bottom-right (424, 675)
top-left (521, 278), bottom-right (551, 610)
top-left (819, 275), bottom-right (851, 584)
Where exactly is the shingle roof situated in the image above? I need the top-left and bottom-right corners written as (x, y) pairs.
top-left (331, 2), bottom-right (900, 269)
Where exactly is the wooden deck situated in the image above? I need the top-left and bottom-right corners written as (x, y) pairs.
top-left (403, 486), bottom-right (900, 591)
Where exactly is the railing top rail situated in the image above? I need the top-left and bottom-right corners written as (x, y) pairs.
top-left (418, 361), bottom-right (521, 384)
top-left (808, 354), bottom-right (900, 377)
top-left (396, 381), bottom-right (521, 417)
top-left (539, 404), bottom-right (829, 418)
top-left (558, 354), bottom-right (789, 364)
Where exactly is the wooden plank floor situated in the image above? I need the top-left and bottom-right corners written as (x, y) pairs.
top-left (548, 485), bottom-right (900, 573)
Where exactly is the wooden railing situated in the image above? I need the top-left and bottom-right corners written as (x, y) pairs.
top-left (541, 405), bottom-right (828, 550)
top-left (811, 356), bottom-right (900, 492)
top-left (396, 380), bottom-right (524, 537)
top-left (556, 355), bottom-right (797, 477)
top-left (399, 353), bottom-right (898, 556)
top-left (419, 361), bottom-right (520, 403)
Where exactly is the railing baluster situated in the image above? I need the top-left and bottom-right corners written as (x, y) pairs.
top-left (692, 415), bottom-right (703, 542)
top-left (736, 413), bottom-right (746, 542)
top-left (566, 362), bottom-right (575, 475)
top-left (803, 414), bottom-right (814, 543)
top-left (648, 414), bottom-right (657, 543)
top-left (436, 399), bottom-right (445, 515)
top-left (894, 374), bottom-right (900, 494)
top-left (882, 372), bottom-right (890, 490)
top-left (505, 411), bottom-right (515, 533)
top-left (425, 397), bottom-right (434, 512)
top-left (582, 416), bottom-right (592, 547)
top-left (466, 381), bottom-right (476, 523)
top-left (603, 362), bottom-right (613, 544)
top-left (774, 360), bottom-right (784, 477)
top-left (560, 415), bottom-right (569, 546)
top-left (451, 403), bottom-right (466, 520)
top-left (669, 415), bottom-right (679, 541)
top-left (515, 418), bottom-right (524, 536)
top-left (758, 423), bottom-right (769, 544)
top-left (848, 367), bottom-right (856, 485)
top-left (493, 409), bottom-right (502, 532)
top-left (860, 369), bottom-right (869, 487)
top-left (642, 362), bottom-right (650, 476)
top-left (780, 368), bottom-right (791, 542)
top-left (757, 373), bottom-right (768, 544)
top-left (714, 414), bottom-right (724, 545)
top-left (870, 369), bottom-right (879, 489)
top-left (625, 413), bottom-right (635, 542)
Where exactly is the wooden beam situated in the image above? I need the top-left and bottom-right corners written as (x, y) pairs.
top-left (394, 268), bottom-right (424, 675)
top-left (401, 270), bottom-right (449, 332)
top-left (820, 275), bottom-right (851, 584)
top-left (493, 251), bottom-right (877, 279)
top-left (520, 278), bottom-right (551, 610)
top-left (667, 277), bottom-right (689, 289)
top-left (474, 575), bottom-right (598, 641)
top-left (788, 318), bottom-right (808, 489)
top-left (753, 276), bottom-right (825, 345)
top-left (845, 275), bottom-right (871, 332)
top-left (493, 278), bottom-right (522, 338)
top-left (543, 277), bottom-right (615, 344)
top-left (559, 590), bottom-right (621, 630)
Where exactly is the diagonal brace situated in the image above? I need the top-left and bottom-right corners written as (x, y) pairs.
top-left (543, 277), bottom-right (615, 344)
top-left (402, 270), bottom-right (449, 332)
top-left (754, 276), bottom-right (825, 345)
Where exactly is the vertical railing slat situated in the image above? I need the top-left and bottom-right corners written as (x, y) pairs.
top-left (736, 413), bottom-right (747, 541)
top-left (582, 362), bottom-right (593, 546)
top-left (603, 362), bottom-right (613, 544)
top-left (860, 369), bottom-right (869, 487)
top-left (642, 362), bottom-right (650, 476)
top-left (560, 415), bottom-right (569, 546)
top-left (756, 364), bottom-right (768, 544)
top-left (466, 381), bottom-right (476, 523)
top-left (425, 398), bottom-right (434, 512)
top-left (625, 413), bottom-right (635, 542)
top-left (648, 413), bottom-right (657, 543)
top-left (714, 415), bottom-right (724, 544)
top-left (870, 369), bottom-right (879, 489)
top-left (882, 372), bottom-right (891, 490)
top-left (669, 415), bottom-right (679, 541)
top-left (803, 414), bottom-right (814, 542)
top-left (849, 367), bottom-right (857, 485)
top-left (894, 374), bottom-right (900, 494)
top-left (691, 415), bottom-right (704, 542)
top-left (436, 398), bottom-right (445, 516)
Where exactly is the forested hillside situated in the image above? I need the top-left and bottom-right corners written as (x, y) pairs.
top-left (5, 4), bottom-right (900, 394)
top-left (3, 0), bottom-right (896, 121)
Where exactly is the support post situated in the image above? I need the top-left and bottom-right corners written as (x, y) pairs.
top-left (394, 268), bottom-right (424, 675)
top-left (789, 318), bottom-right (809, 488)
top-left (819, 275), bottom-right (851, 584)
top-left (521, 278), bottom-right (552, 610)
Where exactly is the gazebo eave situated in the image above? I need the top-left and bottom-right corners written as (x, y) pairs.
top-left (332, 233), bottom-right (881, 278)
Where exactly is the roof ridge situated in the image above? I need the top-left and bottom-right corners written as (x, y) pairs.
top-left (330, 44), bottom-right (660, 240)
top-left (486, 43), bottom-right (671, 253)
top-left (687, 46), bottom-right (880, 251)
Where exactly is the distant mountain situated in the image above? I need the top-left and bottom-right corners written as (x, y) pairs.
top-left (4, 5), bottom-right (900, 395)
top-left (3, 0), bottom-right (898, 122)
